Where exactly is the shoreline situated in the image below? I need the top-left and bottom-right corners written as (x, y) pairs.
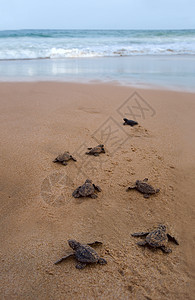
top-left (0, 79), bottom-right (195, 94)
top-left (1, 53), bottom-right (195, 60)
top-left (0, 55), bottom-right (195, 92)
top-left (0, 82), bottom-right (194, 299)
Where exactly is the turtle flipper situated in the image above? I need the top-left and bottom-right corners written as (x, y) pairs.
top-left (87, 241), bottom-right (103, 247)
top-left (143, 194), bottom-right (150, 198)
top-left (93, 184), bottom-right (102, 192)
top-left (98, 258), bottom-right (107, 265)
top-left (70, 156), bottom-right (77, 162)
top-left (131, 232), bottom-right (149, 237)
top-left (126, 186), bottom-right (136, 191)
top-left (160, 246), bottom-right (172, 253)
top-left (90, 193), bottom-right (98, 199)
top-left (137, 241), bottom-right (147, 246)
top-left (87, 147), bottom-right (92, 150)
top-left (54, 253), bottom-right (74, 264)
top-left (167, 234), bottom-right (179, 245)
top-left (76, 262), bottom-right (87, 269)
top-left (143, 178), bottom-right (148, 182)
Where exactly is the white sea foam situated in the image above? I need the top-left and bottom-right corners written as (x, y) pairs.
top-left (0, 29), bottom-right (195, 60)
top-left (1, 45), bottom-right (194, 60)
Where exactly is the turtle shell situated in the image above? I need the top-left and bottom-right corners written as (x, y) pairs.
top-left (136, 181), bottom-right (156, 194)
top-left (89, 145), bottom-right (104, 154)
top-left (75, 244), bottom-right (99, 263)
top-left (56, 152), bottom-right (71, 162)
top-left (146, 228), bottom-right (168, 247)
top-left (79, 180), bottom-right (95, 196)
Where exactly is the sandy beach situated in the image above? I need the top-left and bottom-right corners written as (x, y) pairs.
top-left (0, 82), bottom-right (194, 300)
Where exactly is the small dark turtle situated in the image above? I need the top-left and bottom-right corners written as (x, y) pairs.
top-left (54, 239), bottom-right (107, 269)
top-left (126, 178), bottom-right (160, 198)
top-left (123, 118), bottom-right (138, 126)
top-left (86, 144), bottom-right (105, 156)
top-left (53, 151), bottom-right (77, 166)
top-left (72, 179), bottom-right (101, 199)
top-left (131, 224), bottom-right (179, 253)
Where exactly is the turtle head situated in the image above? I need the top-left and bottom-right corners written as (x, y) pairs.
top-left (68, 239), bottom-right (80, 250)
top-left (98, 144), bottom-right (104, 148)
top-left (123, 118), bottom-right (128, 122)
top-left (85, 179), bottom-right (92, 184)
top-left (158, 224), bottom-right (166, 232)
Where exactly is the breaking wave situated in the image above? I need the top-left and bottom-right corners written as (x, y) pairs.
top-left (0, 29), bottom-right (195, 60)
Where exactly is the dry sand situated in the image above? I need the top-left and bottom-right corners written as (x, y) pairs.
top-left (0, 82), bottom-right (194, 300)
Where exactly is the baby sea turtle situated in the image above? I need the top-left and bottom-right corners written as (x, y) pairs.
top-left (123, 118), bottom-right (138, 126)
top-left (53, 152), bottom-right (77, 166)
top-left (86, 144), bottom-right (105, 156)
top-left (131, 224), bottom-right (179, 253)
top-left (72, 179), bottom-right (101, 198)
top-left (54, 239), bottom-right (107, 269)
top-left (126, 178), bottom-right (160, 198)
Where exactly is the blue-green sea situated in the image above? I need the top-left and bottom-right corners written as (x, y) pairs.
top-left (0, 29), bottom-right (195, 90)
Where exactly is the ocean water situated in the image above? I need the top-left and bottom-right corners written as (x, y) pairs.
top-left (0, 29), bottom-right (195, 90)
top-left (1, 29), bottom-right (195, 59)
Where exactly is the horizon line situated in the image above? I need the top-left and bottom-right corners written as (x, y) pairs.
top-left (1, 28), bottom-right (195, 31)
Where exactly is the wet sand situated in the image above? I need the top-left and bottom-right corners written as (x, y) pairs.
top-left (0, 82), bottom-right (194, 299)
